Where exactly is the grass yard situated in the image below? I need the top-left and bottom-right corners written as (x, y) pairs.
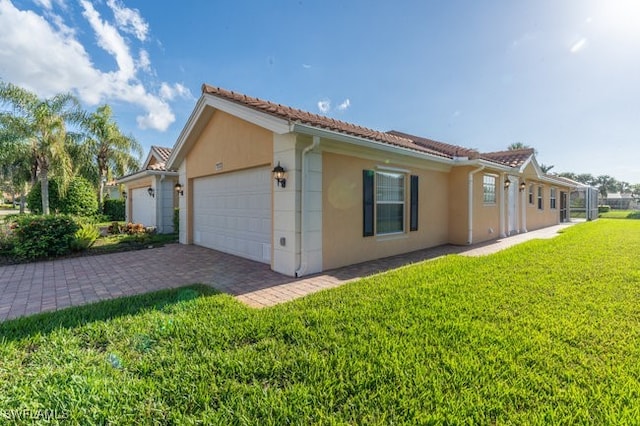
top-left (599, 209), bottom-right (640, 219)
top-left (1, 220), bottom-right (639, 424)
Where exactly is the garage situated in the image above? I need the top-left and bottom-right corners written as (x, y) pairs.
top-left (192, 166), bottom-right (272, 264)
top-left (131, 187), bottom-right (156, 226)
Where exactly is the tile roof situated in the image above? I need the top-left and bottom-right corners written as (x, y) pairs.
top-left (386, 130), bottom-right (480, 159)
top-left (201, 84), bottom-right (536, 169)
top-left (481, 148), bottom-right (534, 168)
top-left (147, 146), bottom-right (173, 171)
top-left (201, 84), bottom-right (449, 159)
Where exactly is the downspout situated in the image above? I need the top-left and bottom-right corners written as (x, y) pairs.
top-left (158, 175), bottom-right (165, 233)
top-left (468, 165), bottom-right (485, 244)
top-left (295, 135), bottom-right (320, 277)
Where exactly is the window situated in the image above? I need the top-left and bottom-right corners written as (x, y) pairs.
top-left (483, 175), bottom-right (496, 204)
top-left (363, 170), bottom-right (418, 237)
top-left (550, 187), bottom-right (557, 209)
top-left (537, 186), bottom-right (544, 210)
top-left (376, 172), bottom-right (405, 234)
top-left (529, 184), bottom-right (534, 204)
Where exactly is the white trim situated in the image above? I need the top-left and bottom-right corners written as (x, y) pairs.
top-left (116, 169), bottom-right (178, 184)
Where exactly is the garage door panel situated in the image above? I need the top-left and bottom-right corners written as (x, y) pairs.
top-left (193, 167), bottom-right (271, 264)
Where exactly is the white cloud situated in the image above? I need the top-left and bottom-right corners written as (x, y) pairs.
top-left (138, 49), bottom-right (151, 72)
top-left (0, 0), bottom-right (181, 132)
top-left (81, 0), bottom-right (135, 79)
top-left (570, 37), bottom-right (587, 53)
top-left (317, 99), bottom-right (331, 114)
top-left (337, 98), bottom-right (350, 111)
top-left (159, 82), bottom-right (193, 101)
top-left (106, 0), bottom-right (148, 42)
top-left (302, 63), bottom-right (311, 69)
top-left (34, 0), bottom-right (52, 10)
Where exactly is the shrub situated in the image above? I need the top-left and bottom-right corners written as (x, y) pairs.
top-left (598, 205), bottom-right (611, 213)
top-left (28, 177), bottom-right (98, 216)
top-left (108, 221), bottom-right (123, 234)
top-left (72, 223), bottom-right (100, 251)
top-left (103, 199), bottom-right (125, 221)
top-left (59, 177), bottom-right (98, 216)
top-left (11, 215), bottom-right (80, 260)
top-left (125, 222), bottom-right (146, 235)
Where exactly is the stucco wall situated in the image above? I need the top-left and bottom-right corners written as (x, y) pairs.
top-left (525, 181), bottom-right (563, 230)
top-left (472, 171), bottom-right (502, 244)
top-left (185, 110), bottom-right (273, 179)
top-left (447, 166), bottom-right (471, 245)
top-left (322, 151), bottom-right (449, 270)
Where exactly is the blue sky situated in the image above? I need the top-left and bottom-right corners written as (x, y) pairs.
top-left (1, 0), bottom-right (639, 183)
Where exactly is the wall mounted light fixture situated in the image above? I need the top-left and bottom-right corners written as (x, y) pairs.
top-left (519, 182), bottom-right (526, 192)
top-left (272, 161), bottom-right (286, 188)
top-left (147, 187), bottom-right (155, 197)
top-left (122, 191), bottom-right (127, 199)
top-left (504, 178), bottom-right (511, 189)
top-left (174, 182), bottom-right (184, 196)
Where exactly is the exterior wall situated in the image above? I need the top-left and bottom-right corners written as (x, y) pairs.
top-left (472, 170), bottom-right (502, 244)
top-left (185, 110), bottom-right (273, 179)
top-left (157, 177), bottom-right (178, 234)
top-left (322, 151), bottom-right (449, 271)
top-left (124, 177), bottom-right (152, 223)
top-left (179, 160), bottom-right (188, 244)
top-left (525, 181), bottom-right (563, 230)
top-left (447, 166), bottom-right (471, 245)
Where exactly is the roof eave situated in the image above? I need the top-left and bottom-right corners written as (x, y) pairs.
top-left (292, 123), bottom-right (455, 165)
top-left (116, 169), bottom-right (179, 184)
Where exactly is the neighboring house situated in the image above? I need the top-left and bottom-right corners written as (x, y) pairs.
top-left (103, 181), bottom-right (123, 200)
top-left (117, 146), bottom-right (178, 233)
top-left (165, 84), bottom-right (574, 277)
top-left (604, 193), bottom-right (636, 210)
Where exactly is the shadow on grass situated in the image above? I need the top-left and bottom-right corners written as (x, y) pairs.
top-left (0, 284), bottom-right (220, 342)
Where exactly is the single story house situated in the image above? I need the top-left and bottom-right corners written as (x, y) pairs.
top-left (117, 146), bottom-right (178, 233)
top-left (165, 84), bottom-right (574, 277)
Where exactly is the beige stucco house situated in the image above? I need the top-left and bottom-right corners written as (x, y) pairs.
top-left (165, 84), bottom-right (573, 277)
top-left (117, 146), bottom-right (178, 233)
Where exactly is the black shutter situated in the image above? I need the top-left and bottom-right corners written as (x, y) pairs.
top-left (410, 175), bottom-right (418, 231)
top-left (363, 170), bottom-right (374, 237)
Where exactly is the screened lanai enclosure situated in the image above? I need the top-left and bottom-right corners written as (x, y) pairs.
top-left (570, 184), bottom-right (599, 220)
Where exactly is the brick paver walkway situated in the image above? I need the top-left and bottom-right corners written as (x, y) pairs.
top-left (0, 222), bottom-right (577, 322)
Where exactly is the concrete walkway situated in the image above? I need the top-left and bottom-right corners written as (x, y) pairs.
top-left (0, 222), bottom-right (577, 322)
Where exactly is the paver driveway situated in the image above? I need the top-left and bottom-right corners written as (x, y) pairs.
top-left (0, 222), bottom-right (577, 322)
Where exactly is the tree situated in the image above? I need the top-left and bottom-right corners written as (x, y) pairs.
top-left (79, 105), bottom-right (142, 210)
top-left (595, 175), bottom-right (618, 199)
top-left (540, 163), bottom-right (554, 173)
top-left (508, 142), bottom-right (530, 151)
top-left (0, 137), bottom-right (32, 213)
top-left (0, 82), bottom-right (84, 214)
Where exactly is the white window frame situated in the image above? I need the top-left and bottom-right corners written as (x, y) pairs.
top-left (529, 184), bottom-right (534, 205)
top-left (483, 174), bottom-right (497, 204)
top-left (538, 186), bottom-right (544, 210)
top-left (550, 187), bottom-right (557, 209)
top-left (375, 171), bottom-right (405, 235)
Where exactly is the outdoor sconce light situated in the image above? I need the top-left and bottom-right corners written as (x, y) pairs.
top-left (147, 187), bottom-right (155, 197)
top-left (504, 178), bottom-right (511, 189)
top-left (174, 182), bottom-right (184, 196)
top-left (121, 191), bottom-right (127, 199)
top-left (519, 182), bottom-right (526, 192)
top-left (272, 161), bottom-right (286, 188)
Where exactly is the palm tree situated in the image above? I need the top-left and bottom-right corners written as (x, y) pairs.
top-left (0, 83), bottom-right (83, 214)
top-left (80, 105), bottom-right (142, 210)
top-left (540, 163), bottom-right (555, 173)
top-left (507, 142), bottom-right (531, 150)
top-left (0, 135), bottom-right (32, 214)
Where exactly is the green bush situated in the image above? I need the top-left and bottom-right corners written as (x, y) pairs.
top-left (103, 199), bottom-right (125, 221)
top-left (59, 177), bottom-right (98, 216)
top-left (27, 177), bottom-right (98, 216)
top-left (11, 215), bottom-right (80, 260)
top-left (72, 223), bottom-right (100, 251)
top-left (598, 205), bottom-right (611, 213)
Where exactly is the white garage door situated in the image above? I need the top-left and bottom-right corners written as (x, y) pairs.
top-left (193, 167), bottom-right (272, 264)
top-left (131, 187), bottom-right (156, 226)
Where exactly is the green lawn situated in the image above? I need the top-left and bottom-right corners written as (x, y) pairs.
top-left (599, 209), bottom-right (640, 219)
top-left (1, 220), bottom-right (639, 424)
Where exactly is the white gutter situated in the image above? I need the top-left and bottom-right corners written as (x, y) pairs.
top-left (295, 135), bottom-right (320, 277)
top-left (468, 165), bottom-right (485, 244)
